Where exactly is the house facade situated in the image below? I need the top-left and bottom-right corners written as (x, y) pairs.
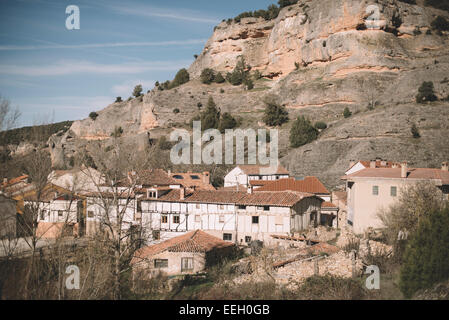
top-left (343, 162), bottom-right (449, 234)
top-left (224, 165), bottom-right (290, 188)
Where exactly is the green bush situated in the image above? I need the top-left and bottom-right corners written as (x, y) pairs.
top-left (314, 121), bottom-right (327, 130)
top-left (133, 85), bottom-right (143, 98)
top-left (411, 123), bottom-right (421, 138)
top-left (226, 56), bottom-right (250, 86)
top-left (170, 68), bottom-right (190, 88)
top-left (89, 112), bottom-right (99, 121)
top-left (278, 0), bottom-right (299, 8)
top-left (431, 16), bottom-right (449, 32)
top-left (218, 112), bottom-right (237, 133)
top-left (173, 108), bottom-right (180, 114)
top-left (400, 206), bottom-right (449, 298)
top-left (416, 81), bottom-right (438, 103)
top-left (262, 100), bottom-right (289, 127)
top-left (115, 97), bottom-right (122, 103)
top-left (111, 126), bottom-right (123, 138)
top-left (157, 136), bottom-right (172, 150)
top-left (343, 107), bottom-right (352, 118)
top-left (214, 72), bottom-right (225, 84)
top-left (200, 68), bottom-right (215, 85)
top-left (290, 116), bottom-right (319, 148)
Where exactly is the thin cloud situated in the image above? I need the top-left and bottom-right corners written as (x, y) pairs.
top-left (0, 39), bottom-right (207, 51)
top-left (0, 59), bottom-right (192, 76)
top-left (108, 3), bottom-right (220, 24)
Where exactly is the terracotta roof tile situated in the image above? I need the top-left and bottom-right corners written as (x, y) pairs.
top-left (170, 172), bottom-right (215, 191)
top-left (256, 177), bottom-right (330, 194)
top-left (131, 230), bottom-right (235, 264)
top-left (343, 168), bottom-right (449, 184)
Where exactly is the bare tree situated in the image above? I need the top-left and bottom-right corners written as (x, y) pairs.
top-left (79, 138), bottom-right (153, 299)
top-left (0, 96), bottom-right (21, 132)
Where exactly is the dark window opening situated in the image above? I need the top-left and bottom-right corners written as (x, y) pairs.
top-left (223, 233), bottom-right (232, 241)
top-left (154, 259), bottom-right (168, 268)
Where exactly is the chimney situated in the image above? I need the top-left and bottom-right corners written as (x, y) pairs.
top-left (442, 162), bottom-right (449, 171)
top-left (203, 172), bottom-right (210, 185)
top-left (370, 160), bottom-right (376, 168)
top-left (401, 162), bottom-right (408, 178)
top-left (349, 160), bottom-right (356, 168)
top-left (180, 187), bottom-right (185, 200)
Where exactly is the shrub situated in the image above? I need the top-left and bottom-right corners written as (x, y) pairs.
top-left (197, 102), bottom-right (203, 109)
top-left (262, 99), bottom-right (289, 127)
top-left (252, 70), bottom-right (262, 80)
top-left (400, 206), bottom-right (449, 298)
top-left (157, 136), bottom-right (172, 150)
top-left (295, 275), bottom-right (366, 300)
top-left (343, 107), bottom-right (352, 118)
top-left (416, 81), bottom-right (438, 103)
top-left (133, 85), bottom-right (143, 98)
top-left (314, 121), bottom-right (327, 130)
top-left (289, 116), bottom-right (319, 148)
top-left (227, 56), bottom-right (250, 86)
top-left (431, 16), bottom-right (449, 32)
top-left (244, 78), bottom-right (254, 90)
top-left (115, 97), bottom-right (122, 103)
top-left (173, 108), bottom-right (180, 114)
top-left (89, 112), bottom-right (99, 121)
top-left (214, 72), bottom-right (225, 84)
top-left (218, 112), bottom-right (237, 133)
top-left (200, 68), bottom-right (215, 85)
top-left (220, 89), bottom-right (225, 94)
top-left (111, 126), bottom-right (123, 138)
top-left (170, 68), bottom-right (190, 88)
top-left (411, 123), bottom-right (421, 138)
top-left (425, 0), bottom-right (449, 12)
top-left (278, 0), bottom-right (299, 8)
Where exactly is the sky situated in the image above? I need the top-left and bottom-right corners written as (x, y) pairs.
top-left (0, 0), bottom-right (274, 128)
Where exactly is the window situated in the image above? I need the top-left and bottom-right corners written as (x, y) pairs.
top-left (257, 206), bottom-right (264, 211)
top-left (173, 175), bottom-right (184, 179)
top-left (264, 206), bottom-right (270, 211)
top-left (161, 215), bottom-right (168, 224)
top-left (40, 210), bottom-right (46, 220)
top-left (245, 236), bottom-right (252, 243)
top-left (173, 215), bottom-right (180, 224)
top-left (58, 210), bottom-right (63, 217)
top-left (88, 211), bottom-right (94, 218)
top-left (190, 175), bottom-right (200, 180)
top-left (181, 257), bottom-right (194, 272)
top-left (372, 186), bottom-right (379, 196)
top-left (147, 191), bottom-right (157, 199)
top-left (154, 259), bottom-right (168, 268)
top-left (195, 215), bottom-right (201, 223)
top-left (238, 205), bottom-right (247, 210)
top-left (223, 233), bottom-right (232, 241)
top-left (252, 216), bottom-right (259, 224)
top-left (219, 215), bottom-right (225, 223)
top-left (391, 186), bottom-right (397, 197)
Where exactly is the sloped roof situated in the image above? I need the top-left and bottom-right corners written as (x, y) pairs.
top-left (131, 230), bottom-right (235, 264)
top-left (238, 191), bottom-right (317, 207)
top-left (170, 172), bottom-right (215, 191)
top-left (256, 177), bottom-right (330, 195)
top-left (348, 160), bottom-right (394, 171)
top-left (237, 164), bottom-right (289, 175)
top-left (343, 168), bottom-right (449, 184)
top-left (136, 169), bottom-right (179, 186)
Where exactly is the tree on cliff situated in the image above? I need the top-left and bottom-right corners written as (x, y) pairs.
top-left (133, 85), bottom-right (143, 98)
top-left (289, 116), bottom-right (318, 148)
top-left (200, 96), bottom-right (221, 131)
top-left (170, 68), bottom-right (190, 88)
top-left (201, 68), bottom-right (215, 84)
top-left (262, 97), bottom-right (289, 127)
top-left (416, 81), bottom-right (438, 103)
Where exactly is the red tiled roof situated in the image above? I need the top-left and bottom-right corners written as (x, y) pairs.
top-left (142, 189), bottom-right (318, 207)
top-left (322, 201), bottom-right (337, 208)
top-left (255, 177), bottom-right (330, 195)
top-left (131, 230), bottom-right (235, 264)
top-left (238, 164), bottom-right (289, 175)
top-left (343, 168), bottom-right (449, 184)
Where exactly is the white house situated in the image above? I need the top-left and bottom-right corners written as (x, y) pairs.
top-left (224, 165), bottom-right (290, 188)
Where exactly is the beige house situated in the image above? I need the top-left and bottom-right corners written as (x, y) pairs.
top-left (131, 230), bottom-right (236, 278)
top-left (343, 162), bottom-right (449, 234)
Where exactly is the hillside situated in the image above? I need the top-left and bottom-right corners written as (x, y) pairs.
top-left (41, 0), bottom-right (449, 188)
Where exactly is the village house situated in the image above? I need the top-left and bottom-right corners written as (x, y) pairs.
top-left (345, 158), bottom-right (394, 176)
top-left (138, 187), bottom-right (323, 246)
top-left (0, 175), bottom-right (33, 197)
top-left (342, 161), bottom-right (449, 234)
top-left (254, 176), bottom-right (338, 227)
top-left (131, 230), bottom-right (236, 278)
top-left (0, 193), bottom-right (16, 238)
top-left (224, 164), bottom-right (290, 188)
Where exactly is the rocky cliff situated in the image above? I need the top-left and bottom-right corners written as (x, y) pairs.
top-left (48, 0), bottom-right (449, 188)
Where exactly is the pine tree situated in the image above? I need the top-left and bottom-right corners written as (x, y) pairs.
top-left (218, 112), bottom-right (237, 133)
top-left (200, 96), bottom-right (221, 130)
top-left (290, 116), bottom-right (319, 148)
top-left (133, 85), bottom-right (143, 98)
top-left (262, 100), bottom-right (289, 127)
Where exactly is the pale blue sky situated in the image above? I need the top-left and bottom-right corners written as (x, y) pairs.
top-left (0, 0), bottom-right (274, 127)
